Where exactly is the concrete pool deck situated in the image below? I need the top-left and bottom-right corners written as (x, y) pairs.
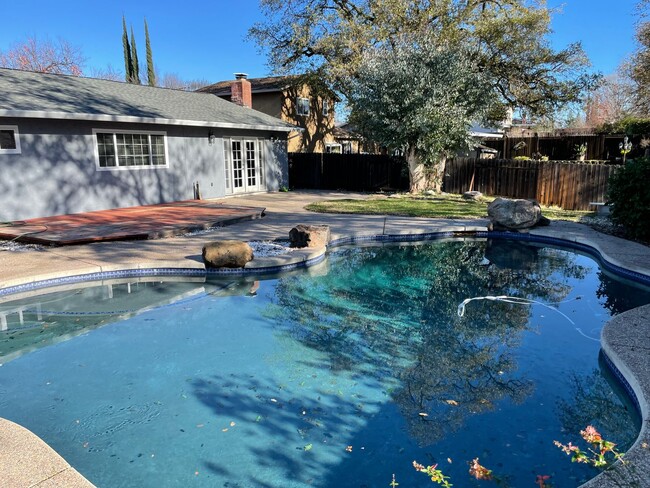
top-left (0, 190), bottom-right (648, 487)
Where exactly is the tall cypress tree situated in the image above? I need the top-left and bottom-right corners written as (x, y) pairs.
top-left (130, 25), bottom-right (141, 84)
top-left (144, 18), bottom-right (156, 86)
top-left (122, 16), bottom-right (133, 83)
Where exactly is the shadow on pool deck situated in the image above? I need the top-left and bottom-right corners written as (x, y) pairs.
top-left (0, 200), bottom-right (266, 245)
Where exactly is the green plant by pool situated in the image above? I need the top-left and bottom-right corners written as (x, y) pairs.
top-left (0, 239), bottom-right (647, 487)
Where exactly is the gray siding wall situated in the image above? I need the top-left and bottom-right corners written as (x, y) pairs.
top-left (0, 118), bottom-right (288, 220)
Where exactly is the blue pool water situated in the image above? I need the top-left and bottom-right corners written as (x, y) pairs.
top-left (0, 239), bottom-right (647, 487)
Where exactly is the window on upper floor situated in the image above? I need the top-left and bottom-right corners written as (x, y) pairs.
top-left (94, 130), bottom-right (168, 170)
top-left (325, 143), bottom-right (342, 154)
top-left (296, 97), bottom-right (310, 116)
top-left (323, 100), bottom-right (329, 117)
top-left (0, 126), bottom-right (21, 154)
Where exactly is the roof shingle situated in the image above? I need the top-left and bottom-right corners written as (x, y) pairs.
top-left (0, 68), bottom-right (295, 131)
top-left (197, 75), bottom-right (293, 96)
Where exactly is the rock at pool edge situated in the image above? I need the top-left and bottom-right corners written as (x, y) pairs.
top-left (202, 240), bottom-right (254, 268)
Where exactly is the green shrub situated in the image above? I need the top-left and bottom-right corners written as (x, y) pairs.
top-left (607, 157), bottom-right (650, 241)
top-left (598, 116), bottom-right (650, 135)
top-left (513, 155), bottom-right (531, 160)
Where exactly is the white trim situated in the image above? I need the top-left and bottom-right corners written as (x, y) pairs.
top-left (223, 136), bottom-right (266, 194)
top-left (325, 142), bottom-right (342, 153)
top-left (0, 109), bottom-right (296, 132)
top-left (92, 128), bottom-right (170, 171)
top-left (0, 125), bottom-right (21, 154)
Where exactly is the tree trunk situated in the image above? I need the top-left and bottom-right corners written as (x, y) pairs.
top-left (430, 156), bottom-right (446, 193)
top-left (406, 148), bottom-right (447, 193)
top-left (407, 147), bottom-right (427, 193)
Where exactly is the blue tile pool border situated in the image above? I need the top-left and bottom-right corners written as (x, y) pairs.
top-left (2, 230), bottom-right (649, 297)
top-left (600, 350), bottom-right (642, 417)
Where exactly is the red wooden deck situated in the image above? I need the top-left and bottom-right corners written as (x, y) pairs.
top-left (0, 200), bottom-right (265, 245)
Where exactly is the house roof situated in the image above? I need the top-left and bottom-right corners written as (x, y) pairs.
top-left (470, 123), bottom-right (503, 139)
top-left (0, 68), bottom-right (296, 132)
top-left (332, 125), bottom-right (363, 141)
top-left (197, 76), bottom-right (293, 97)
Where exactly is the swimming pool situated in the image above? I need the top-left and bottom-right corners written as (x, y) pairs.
top-left (0, 238), bottom-right (647, 487)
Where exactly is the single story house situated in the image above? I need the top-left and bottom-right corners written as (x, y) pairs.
top-left (0, 68), bottom-right (295, 221)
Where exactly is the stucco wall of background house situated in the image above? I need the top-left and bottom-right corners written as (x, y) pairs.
top-left (0, 118), bottom-right (287, 221)
top-left (251, 93), bottom-right (283, 119)
top-left (280, 84), bottom-right (335, 153)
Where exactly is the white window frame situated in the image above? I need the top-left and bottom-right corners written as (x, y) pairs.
top-left (92, 129), bottom-right (169, 171)
top-left (0, 125), bottom-right (21, 155)
top-left (325, 142), bottom-right (342, 153)
top-left (296, 97), bottom-right (310, 116)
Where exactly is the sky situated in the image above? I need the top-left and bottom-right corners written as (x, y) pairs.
top-left (0, 0), bottom-right (642, 84)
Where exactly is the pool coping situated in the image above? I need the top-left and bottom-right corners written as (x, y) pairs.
top-left (1, 224), bottom-right (649, 488)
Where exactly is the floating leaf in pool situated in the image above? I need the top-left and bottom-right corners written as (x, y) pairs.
top-left (444, 399), bottom-right (459, 406)
top-left (255, 415), bottom-right (262, 422)
top-left (222, 428), bottom-right (228, 432)
top-left (418, 412), bottom-right (428, 417)
top-left (345, 446), bottom-right (353, 452)
top-left (304, 444), bottom-right (313, 451)
top-left (230, 421), bottom-right (236, 427)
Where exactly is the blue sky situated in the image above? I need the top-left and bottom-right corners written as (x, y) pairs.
top-left (0, 0), bottom-right (641, 83)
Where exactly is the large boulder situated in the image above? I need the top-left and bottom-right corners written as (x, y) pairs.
top-left (202, 240), bottom-right (253, 268)
top-left (289, 224), bottom-right (331, 248)
top-left (487, 198), bottom-right (542, 230)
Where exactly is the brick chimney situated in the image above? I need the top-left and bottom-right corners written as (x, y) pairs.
top-left (231, 73), bottom-right (252, 108)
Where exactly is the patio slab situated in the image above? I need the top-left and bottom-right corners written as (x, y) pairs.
top-left (0, 200), bottom-right (265, 245)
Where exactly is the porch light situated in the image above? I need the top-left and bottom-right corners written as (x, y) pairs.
top-left (208, 131), bottom-right (216, 145)
top-left (619, 136), bottom-right (632, 163)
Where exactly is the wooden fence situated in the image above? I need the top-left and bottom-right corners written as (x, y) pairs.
top-left (289, 152), bottom-right (409, 191)
top-left (482, 133), bottom-right (644, 161)
top-left (444, 158), bottom-right (621, 210)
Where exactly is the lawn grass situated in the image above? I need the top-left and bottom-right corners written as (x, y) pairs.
top-left (305, 193), bottom-right (594, 222)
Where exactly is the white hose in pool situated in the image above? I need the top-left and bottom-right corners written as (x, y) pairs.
top-left (456, 295), bottom-right (599, 341)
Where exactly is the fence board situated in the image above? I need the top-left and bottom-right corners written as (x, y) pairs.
top-left (443, 158), bottom-right (621, 210)
top-left (289, 152), bottom-right (409, 191)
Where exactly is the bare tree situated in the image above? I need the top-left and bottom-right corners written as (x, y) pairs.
top-left (89, 64), bottom-right (123, 82)
top-left (159, 72), bottom-right (211, 91)
top-left (631, 0), bottom-right (650, 114)
top-left (159, 72), bottom-right (186, 89)
top-left (0, 36), bottom-right (85, 75)
top-left (585, 70), bottom-right (636, 125)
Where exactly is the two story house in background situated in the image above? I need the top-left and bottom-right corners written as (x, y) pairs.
top-left (198, 74), bottom-right (338, 153)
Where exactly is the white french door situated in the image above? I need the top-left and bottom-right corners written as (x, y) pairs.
top-left (224, 138), bottom-right (265, 194)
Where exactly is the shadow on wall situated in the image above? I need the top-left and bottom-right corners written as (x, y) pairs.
top-left (269, 139), bottom-right (288, 189)
top-left (281, 81), bottom-right (334, 153)
top-left (0, 131), bottom-right (187, 221)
